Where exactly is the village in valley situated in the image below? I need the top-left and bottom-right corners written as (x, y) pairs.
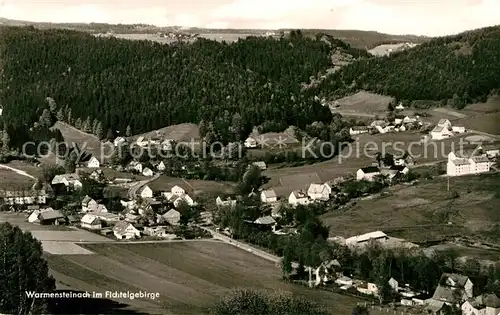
top-left (0, 93), bottom-right (499, 314)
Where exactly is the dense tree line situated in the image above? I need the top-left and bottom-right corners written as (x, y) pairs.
top-left (0, 223), bottom-right (56, 314)
top-left (0, 26), bottom-right (373, 143)
top-left (316, 26), bottom-right (500, 107)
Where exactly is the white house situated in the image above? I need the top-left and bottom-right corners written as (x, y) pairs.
top-left (349, 126), bottom-right (369, 136)
top-left (252, 161), bottom-right (267, 170)
top-left (172, 194), bottom-right (195, 208)
top-left (402, 116), bottom-right (416, 124)
top-left (260, 189), bottom-right (277, 203)
top-left (388, 278), bottom-right (399, 291)
top-left (335, 276), bottom-right (353, 287)
top-left (80, 214), bottom-right (102, 230)
top-left (430, 119), bottom-right (453, 140)
top-left (288, 190), bottom-right (309, 206)
top-left (142, 167), bottom-right (154, 177)
top-left (447, 152), bottom-right (490, 176)
top-left (86, 156), bottom-right (100, 168)
top-left (244, 136), bottom-right (258, 148)
top-left (163, 209), bottom-right (181, 226)
top-left (307, 183), bottom-right (330, 201)
top-left (357, 282), bottom-right (379, 296)
top-left (157, 161), bottom-right (166, 171)
top-left (171, 185), bottom-right (185, 196)
top-left (113, 221), bottom-right (141, 239)
top-left (114, 136), bottom-right (126, 147)
top-left (486, 149), bottom-right (499, 158)
top-left (161, 139), bottom-right (173, 151)
top-left (452, 126), bottom-right (466, 133)
top-left (356, 167), bottom-right (381, 181)
top-left (216, 196), bottom-right (237, 208)
top-left (395, 103), bottom-right (405, 110)
top-left (51, 174), bottom-right (82, 190)
top-left (81, 195), bottom-right (98, 213)
top-left (94, 204), bottom-right (108, 213)
top-left (140, 185), bottom-right (153, 199)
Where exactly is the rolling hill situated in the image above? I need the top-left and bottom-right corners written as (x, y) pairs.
top-left (316, 25), bottom-right (500, 108)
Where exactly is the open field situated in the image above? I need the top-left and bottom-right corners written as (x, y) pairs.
top-left (0, 167), bottom-right (35, 189)
top-left (263, 132), bottom-right (477, 196)
top-left (331, 91), bottom-right (395, 116)
top-left (130, 123), bottom-right (200, 143)
top-left (321, 173), bottom-right (500, 243)
top-left (46, 242), bottom-right (362, 314)
top-left (79, 167), bottom-right (148, 181)
top-left (148, 176), bottom-right (235, 196)
top-left (53, 121), bottom-right (109, 161)
top-left (455, 112), bottom-right (500, 135)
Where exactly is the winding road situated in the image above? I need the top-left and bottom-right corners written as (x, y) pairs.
top-left (127, 174), bottom-right (160, 199)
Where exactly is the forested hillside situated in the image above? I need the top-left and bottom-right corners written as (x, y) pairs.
top-left (316, 26), bottom-right (500, 108)
top-left (0, 26), bottom-right (366, 143)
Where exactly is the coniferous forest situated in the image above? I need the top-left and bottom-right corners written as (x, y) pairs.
top-left (1, 25), bottom-right (500, 144)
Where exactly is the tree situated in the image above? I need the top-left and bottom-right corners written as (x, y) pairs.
top-left (95, 122), bottom-right (104, 140)
top-left (352, 305), bottom-right (369, 315)
top-left (1, 129), bottom-right (10, 151)
top-left (177, 200), bottom-right (192, 226)
top-left (82, 117), bottom-right (92, 133)
top-left (40, 165), bottom-right (65, 183)
top-left (211, 288), bottom-right (329, 315)
top-left (45, 96), bottom-right (57, 113)
top-left (105, 128), bottom-right (115, 140)
top-left (0, 223), bottom-right (56, 314)
top-left (237, 165), bottom-right (261, 195)
top-left (56, 108), bottom-right (64, 121)
top-left (80, 174), bottom-right (105, 200)
top-left (39, 109), bottom-right (53, 127)
top-left (125, 125), bottom-right (132, 137)
top-left (64, 151), bottom-right (78, 173)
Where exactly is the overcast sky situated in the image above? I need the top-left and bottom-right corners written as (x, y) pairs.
top-left (1, 0), bottom-right (499, 36)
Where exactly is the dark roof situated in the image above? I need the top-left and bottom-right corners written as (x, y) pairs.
top-left (360, 166), bottom-right (380, 173)
top-left (39, 210), bottom-right (64, 221)
top-left (484, 294), bottom-right (500, 308)
top-left (390, 165), bottom-right (407, 172)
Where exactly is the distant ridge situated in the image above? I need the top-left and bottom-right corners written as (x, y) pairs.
top-left (0, 17), bottom-right (430, 49)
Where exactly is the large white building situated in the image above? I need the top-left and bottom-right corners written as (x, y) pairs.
top-left (446, 152), bottom-right (490, 176)
top-left (447, 152), bottom-right (490, 176)
top-left (430, 119), bottom-right (466, 140)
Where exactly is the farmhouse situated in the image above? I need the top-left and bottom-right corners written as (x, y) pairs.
top-left (345, 231), bottom-right (388, 248)
top-left (38, 209), bottom-right (65, 225)
top-left (142, 167), bottom-right (154, 177)
top-left (349, 126), bottom-right (369, 136)
top-left (140, 185), bottom-right (153, 199)
top-left (244, 136), bottom-right (257, 148)
top-left (162, 209), bottom-right (181, 226)
top-left (172, 194), bottom-right (195, 208)
top-left (395, 103), bottom-right (405, 110)
top-left (447, 152), bottom-right (490, 176)
top-left (143, 226), bottom-right (175, 239)
top-left (51, 174), bottom-right (82, 190)
top-left (89, 169), bottom-right (104, 181)
top-left (93, 212), bottom-right (121, 223)
top-left (431, 273), bottom-right (473, 305)
top-left (430, 119), bottom-right (453, 140)
top-left (86, 156), bottom-right (100, 168)
top-left (80, 214), bottom-right (102, 230)
top-left (216, 196), bottom-right (237, 208)
top-left (252, 161), bottom-right (267, 170)
top-left (114, 136), bottom-right (126, 147)
top-left (307, 183), bottom-right (330, 201)
top-left (113, 221), bottom-right (141, 239)
top-left (356, 167), bottom-right (381, 181)
top-left (28, 207), bottom-right (54, 223)
top-left (253, 216), bottom-right (276, 226)
top-left (0, 189), bottom-right (47, 205)
top-left (81, 196), bottom-right (98, 212)
top-left (356, 281), bottom-right (379, 296)
top-left (288, 190), bottom-right (309, 206)
top-left (260, 189), bottom-right (277, 203)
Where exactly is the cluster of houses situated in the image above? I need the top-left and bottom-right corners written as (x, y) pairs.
top-left (430, 119), bottom-right (466, 140)
top-left (349, 114), bottom-right (423, 136)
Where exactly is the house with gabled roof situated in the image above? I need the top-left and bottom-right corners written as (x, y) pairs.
top-left (431, 273), bottom-right (473, 305)
top-left (260, 189), bottom-right (277, 203)
top-left (86, 156), bottom-right (100, 168)
top-left (113, 221), bottom-right (141, 239)
top-left (142, 167), bottom-right (154, 177)
top-left (307, 183), bottom-right (330, 201)
top-left (139, 185), bottom-right (153, 199)
top-left (216, 196), bottom-right (237, 208)
top-left (80, 213), bottom-right (102, 230)
top-left (163, 209), bottom-right (181, 226)
top-left (252, 161), bottom-right (267, 170)
top-left (38, 209), bottom-right (65, 225)
top-left (51, 174), bottom-right (82, 190)
top-left (254, 216), bottom-right (276, 226)
top-left (288, 190), bottom-right (309, 206)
